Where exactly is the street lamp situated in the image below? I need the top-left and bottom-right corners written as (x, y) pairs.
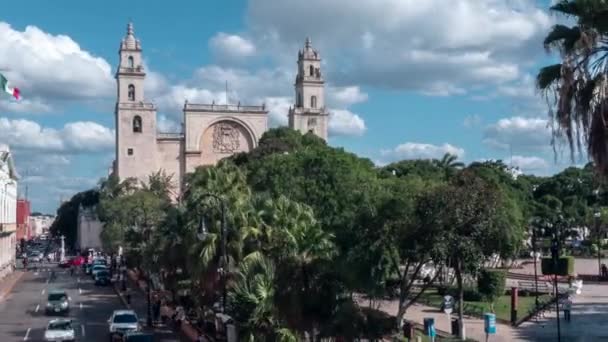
top-left (551, 215), bottom-right (562, 342)
top-left (196, 193), bottom-right (228, 314)
top-left (529, 218), bottom-right (544, 311)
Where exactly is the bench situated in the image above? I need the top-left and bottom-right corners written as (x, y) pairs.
top-left (518, 281), bottom-right (551, 294)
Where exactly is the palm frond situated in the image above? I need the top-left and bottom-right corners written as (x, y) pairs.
top-left (537, 63), bottom-right (563, 90)
top-left (543, 24), bottom-right (581, 52)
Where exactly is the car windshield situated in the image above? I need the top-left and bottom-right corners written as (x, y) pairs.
top-left (48, 293), bottom-right (67, 301)
top-left (93, 265), bottom-right (106, 270)
top-left (97, 271), bottom-right (110, 277)
top-left (114, 314), bottom-right (138, 323)
top-left (93, 259), bottom-right (107, 265)
top-left (48, 321), bottom-right (71, 330)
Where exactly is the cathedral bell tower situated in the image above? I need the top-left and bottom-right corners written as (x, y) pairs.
top-left (288, 37), bottom-right (329, 141)
top-left (114, 22), bottom-right (158, 182)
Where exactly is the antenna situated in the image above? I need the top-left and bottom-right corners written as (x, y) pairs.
top-left (225, 80), bottom-right (228, 105)
top-left (509, 143), bottom-right (513, 168)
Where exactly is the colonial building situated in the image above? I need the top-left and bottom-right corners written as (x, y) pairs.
top-left (0, 144), bottom-right (18, 280)
top-left (113, 23), bottom-right (328, 191)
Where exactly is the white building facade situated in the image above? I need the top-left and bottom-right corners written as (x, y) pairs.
top-left (76, 205), bottom-right (103, 251)
top-left (0, 145), bottom-right (18, 280)
top-left (29, 215), bottom-right (55, 237)
top-left (113, 23), bottom-right (328, 192)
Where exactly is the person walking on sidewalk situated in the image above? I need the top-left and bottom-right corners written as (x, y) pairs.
top-left (153, 295), bottom-right (161, 324)
top-left (563, 296), bottom-right (572, 322)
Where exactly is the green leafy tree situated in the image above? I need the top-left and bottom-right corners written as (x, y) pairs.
top-left (537, 0), bottom-right (608, 173)
top-left (477, 269), bottom-right (506, 312)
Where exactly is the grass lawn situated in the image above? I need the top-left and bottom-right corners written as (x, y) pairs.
top-left (415, 289), bottom-right (552, 322)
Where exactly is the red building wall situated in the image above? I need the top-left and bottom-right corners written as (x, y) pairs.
top-left (16, 199), bottom-right (31, 240)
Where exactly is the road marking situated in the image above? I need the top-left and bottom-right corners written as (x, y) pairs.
top-left (78, 288), bottom-right (82, 295)
top-left (41, 289), bottom-right (45, 295)
top-left (81, 324), bottom-right (85, 337)
top-left (35, 304), bottom-right (39, 313)
top-left (77, 277), bottom-right (80, 283)
top-left (45, 278), bottom-right (49, 284)
top-left (79, 302), bottom-right (83, 310)
top-left (23, 328), bottom-right (30, 340)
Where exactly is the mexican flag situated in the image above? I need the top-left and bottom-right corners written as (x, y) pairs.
top-left (0, 73), bottom-right (20, 100)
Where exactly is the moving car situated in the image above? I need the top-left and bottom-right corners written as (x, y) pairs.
top-left (45, 289), bottom-right (70, 315)
top-left (95, 270), bottom-right (112, 286)
top-left (91, 264), bottom-right (108, 278)
top-left (44, 318), bottom-right (75, 342)
top-left (108, 310), bottom-right (140, 339)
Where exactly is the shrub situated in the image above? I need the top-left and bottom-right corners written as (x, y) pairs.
top-left (541, 256), bottom-right (574, 276)
top-left (477, 269), bottom-right (506, 303)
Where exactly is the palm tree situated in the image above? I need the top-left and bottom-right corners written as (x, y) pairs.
top-left (229, 253), bottom-right (297, 342)
top-left (537, 0), bottom-right (608, 173)
top-left (434, 153), bottom-right (464, 179)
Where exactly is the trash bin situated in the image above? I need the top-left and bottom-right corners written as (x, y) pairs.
top-left (451, 317), bottom-right (460, 336)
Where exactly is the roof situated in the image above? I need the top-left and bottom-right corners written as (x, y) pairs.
top-left (48, 318), bottom-right (72, 324)
top-left (113, 309), bottom-right (136, 315)
top-left (48, 289), bottom-right (67, 294)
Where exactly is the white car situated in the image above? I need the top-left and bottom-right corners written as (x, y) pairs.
top-left (44, 318), bottom-right (75, 341)
top-left (108, 309), bottom-right (140, 337)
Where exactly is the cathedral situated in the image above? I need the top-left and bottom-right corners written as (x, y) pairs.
top-left (113, 23), bottom-right (329, 192)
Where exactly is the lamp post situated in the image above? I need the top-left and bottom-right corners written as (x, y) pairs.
top-left (144, 225), bottom-right (153, 328)
top-left (530, 218), bottom-right (540, 310)
top-left (197, 193), bottom-right (228, 313)
top-left (595, 210), bottom-right (602, 279)
top-left (551, 216), bottom-right (562, 342)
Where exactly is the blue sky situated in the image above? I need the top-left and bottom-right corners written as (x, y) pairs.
top-left (0, 0), bottom-right (580, 213)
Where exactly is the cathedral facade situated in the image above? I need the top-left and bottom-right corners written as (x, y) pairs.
top-left (113, 23), bottom-right (329, 191)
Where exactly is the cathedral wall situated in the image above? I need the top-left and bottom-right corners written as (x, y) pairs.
top-left (156, 139), bottom-right (182, 196)
top-left (184, 112), bottom-right (267, 173)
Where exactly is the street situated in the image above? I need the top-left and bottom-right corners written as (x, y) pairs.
top-left (0, 261), bottom-right (181, 341)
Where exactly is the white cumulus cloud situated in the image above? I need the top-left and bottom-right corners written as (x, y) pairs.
top-left (329, 109), bottom-right (366, 137)
top-left (210, 33), bottom-right (256, 61)
top-left (381, 142), bottom-right (465, 161)
top-left (483, 116), bottom-right (551, 151)
top-left (0, 117), bottom-right (114, 153)
top-left (0, 22), bottom-right (113, 103)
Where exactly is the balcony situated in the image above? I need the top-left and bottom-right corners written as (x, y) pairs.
top-left (117, 102), bottom-right (156, 110)
top-left (118, 66), bottom-right (145, 74)
top-left (184, 103), bottom-right (267, 113)
top-left (157, 132), bottom-right (184, 140)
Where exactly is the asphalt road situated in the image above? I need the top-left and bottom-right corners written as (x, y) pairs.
top-left (0, 261), bottom-right (182, 341)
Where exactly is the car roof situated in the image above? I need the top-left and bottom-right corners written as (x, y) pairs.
top-left (48, 318), bottom-right (72, 325)
top-left (48, 289), bottom-right (67, 294)
top-left (113, 309), bottom-right (137, 315)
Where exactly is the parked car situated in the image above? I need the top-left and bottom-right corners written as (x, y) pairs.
top-left (108, 310), bottom-right (140, 339)
top-left (44, 318), bottom-right (75, 342)
top-left (45, 289), bottom-right (70, 315)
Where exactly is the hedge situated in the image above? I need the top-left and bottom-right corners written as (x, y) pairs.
top-left (541, 256), bottom-right (574, 276)
top-left (477, 269), bottom-right (506, 302)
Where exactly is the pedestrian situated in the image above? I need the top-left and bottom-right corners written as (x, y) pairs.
top-left (563, 296), bottom-right (572, 322)
top-left (602, 264), bottom-right (608, 279)
top-left (153, 295), bottom-right (161, 323)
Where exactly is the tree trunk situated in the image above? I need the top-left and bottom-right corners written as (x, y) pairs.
top-left (455, 260), bottom-right (465, 341)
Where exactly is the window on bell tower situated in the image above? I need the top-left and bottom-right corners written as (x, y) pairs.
top-left (311, 96), bottom-right (317, 108)
top-left (297, 93), bottom-right (303, 107)
top-left (128, 56), bottom-right (134, 68)
top-left (128, 84), bottom-right (135, 101)
top-left (309, 65), bottom-right (314, 76)
top-left (133, 115), bottom-right (142, 133)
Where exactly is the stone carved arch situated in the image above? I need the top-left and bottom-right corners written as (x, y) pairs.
top-left (198, 117), bottom-right (257, 156)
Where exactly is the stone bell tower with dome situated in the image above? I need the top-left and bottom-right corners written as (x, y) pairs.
top-left (288, 37), bottom-right (329, 141)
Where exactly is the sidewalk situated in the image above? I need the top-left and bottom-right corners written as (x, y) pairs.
top-left (359, 296), bottom-right (518, 342)
top-left (113, 270), bottom-right (201, 341)
top-left (0, 270), bottom-right (24, 302)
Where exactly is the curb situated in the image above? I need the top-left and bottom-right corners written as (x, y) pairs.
top-left (0, 271), bottom-right (24, 302)
top-left (112, 281), bottom-right (132, 310)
